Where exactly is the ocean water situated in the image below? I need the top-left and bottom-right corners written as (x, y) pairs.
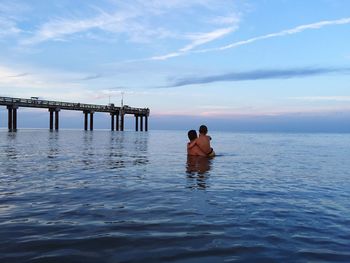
top-left (0, 130), bottom-right (349, 262)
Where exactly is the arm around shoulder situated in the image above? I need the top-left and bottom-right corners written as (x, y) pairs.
top-left (187, 139), bottom-right (198, 149)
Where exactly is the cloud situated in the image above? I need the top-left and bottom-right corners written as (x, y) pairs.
top-left (19, 0), bottom-right (240, 46)
top-left (195, 17), bottom-right (350, 53)
top-left (182, 27), bottom-right (237, 52)
top-left (20, 5), bottom-right (175, 45)
top-left (21, 11), bottom-right (136, 45)
top-left (167, 67), bottom-right (350, 87)
top-left (15, 0), bottom-right (242, 62)
top-left (0, 3), bottom-right (23, 38)
top-left (147, 17), bottom-right (350, 60)
top-left (78, 74), bottom-right (103, 81)
top-left (0, 18), bottom-right (21, 37)
top-left (150, 26), bottom-right (238, 60)
top-left (0, 64), bottom-right (91, 93)
top-left (7, 72), bottom-right (30, 78)
top-left (128, 0), bottom-right (232, 14)
top-left (290, 96), bottom-right (350, 102)
top-left (0, 0), bottom-right (29, 14)
top-left (0, 1), bottom-right (30, 38)
top-left (0, 63), bottom-right (160, 104)
top-left (210, 13), bottom-right (241, 25)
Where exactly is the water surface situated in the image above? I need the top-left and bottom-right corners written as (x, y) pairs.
top-left (0, 130), bottom-right (349, 262)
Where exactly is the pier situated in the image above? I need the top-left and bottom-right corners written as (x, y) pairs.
top-left (0, 96), bottom-right (149, 132)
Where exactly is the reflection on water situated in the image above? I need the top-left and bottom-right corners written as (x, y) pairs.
top-left (3, 133), bottom-right (18, 175)
top-left (186, 155), bottom-right (212, 189)
top-left (5, 132), bottom-right (17, 158)
top-left (47, 132), bottom-right (60, 172)
top-left (105, 132), bottom-right (149, 170)
top-left (81, 131), bottom-right (97, 170)
top-left (186, 155), bottom-right (212, 174)
top-left (43, 131), bottom-right (150, 172)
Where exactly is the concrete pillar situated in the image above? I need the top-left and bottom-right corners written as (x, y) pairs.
top-left (135, 115), bottom-right (139, 131)
top-left (90, 112), bottom-right (94, 131)
top-left (111, 113), bottom-right (115, 131)
top-left (12, 107), bottom-right (17, 131)
top-left (49, 109), bottom-right (54, 130)
top-left (120, 113), bottom-right (124, 131)
top-left (116, 113), bottom-right (119, 131)
top-left (140, 115), bottom-right (143, 132)
top-left (7, 106), bottom-right (13, 131)
top-left (84, 111), bottom-right (88, 131)
top-left (145, 115), bottom-right (148, 132)
top-left (49, 108), bottom-right (60, 130)
top-left (55, 110), bottom-right (59, 130)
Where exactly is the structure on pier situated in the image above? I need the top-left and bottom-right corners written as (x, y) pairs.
top-left (0, 96), bottom-right (149, 132)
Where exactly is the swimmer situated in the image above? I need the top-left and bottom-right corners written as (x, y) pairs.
top-left (188, 125), bottom-right (215, 157)
top-left (187, 130), bottom-right (207, 156)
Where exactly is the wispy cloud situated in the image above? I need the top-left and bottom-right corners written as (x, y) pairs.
top-left (89, 90), bottom-right (153, 101)
top-left (0, 18), bottom-right (21, 37)
top-left (78, 74), bottom-right (103, 81)
top-left (19, 0), bottom-right (240, 47)
top-left (21, 11), bottom-right (137, 45)
top-left (20, 4), bottom-right (179, 45)
top-left (290, 96), bottom-right (350, 102)
top-left (210, 13), bottom-right (241, 25)
top-left (0, 64), bottom-right (89, 91)
top-left (167, 67), bottom-right (350, 87)
top-left (7, 72), bottom-right (30, 78)
top-left (195, 17), bottom-right (350, 53)
top-left (148, 17), bottom-right (350, 60)
top-left (0, 1), bottom-right (31, 39)
top-left (0, 64), bottom-right (153, 102)
top-left (150, 26), bottom-right (238, 60)
top-left (0, 0), bottom-right (29, 14)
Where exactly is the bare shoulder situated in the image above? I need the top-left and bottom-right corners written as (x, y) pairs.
top-left (197, 135), bottom-right (206, 141)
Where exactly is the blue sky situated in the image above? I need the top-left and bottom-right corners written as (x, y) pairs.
top-left (1, 0), bottom-right (350, 131)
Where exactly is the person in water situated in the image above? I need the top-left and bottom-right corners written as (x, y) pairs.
top-left (188, 125), bottom-right (215, 157)
top-left (187, 130), bottom-right (207, 156)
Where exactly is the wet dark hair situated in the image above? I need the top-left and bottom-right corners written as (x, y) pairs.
top-left (199, 125), bottom-right (208, 134)
top-left (188, 130), bottom-right (198, 141)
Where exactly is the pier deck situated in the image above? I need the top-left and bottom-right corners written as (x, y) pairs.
top-left (0, 96), bottom-right (149, 131)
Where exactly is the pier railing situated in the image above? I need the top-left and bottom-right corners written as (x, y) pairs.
top-left (0, 96), bottom-right (149, 131)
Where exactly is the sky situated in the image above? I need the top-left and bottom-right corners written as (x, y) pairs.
top-left (0, 0), bottom-right (350, 131)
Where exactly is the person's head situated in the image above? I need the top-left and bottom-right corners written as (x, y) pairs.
top-left (188, 130), bottom-right (198, 141)
top-left (199, 125), bottom-right (208, 135)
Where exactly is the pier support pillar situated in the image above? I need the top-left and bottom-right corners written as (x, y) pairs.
top-left (13, 107), bottom-right (17, 131)
top-left (49, 109), bottom-right (54, 130)
top-left (111, 113), bottom-right (115, 131)
top-left (49, 108), bottom-right (60, 130)
top-left (90, 112), bottom-right (94, 131)
top-left (55, 110), bottom-right (59, 130)
top-left (120, 113), bottom-right (124, 131)
top-left (145, 116), bottom-right (148, 132)
top-left (7, 106), bottom-right (13, 131)
top-left (135, 115), bottom-right (139, 131)
top-left (84, 111), bottom-right (88, 130)
top-left (116, 112), bottom-right (119, 131)
top-left (140, 115), bottom-right (143, 132)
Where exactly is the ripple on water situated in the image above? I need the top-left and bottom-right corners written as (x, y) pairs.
top-left (0, 130), bottom-right (350, 262)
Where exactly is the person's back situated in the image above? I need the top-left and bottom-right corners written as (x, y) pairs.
top-left (196, 125), bottom-right (212, 155)
top-left (196, 134), bottom-right (211, 154)
top-left (187, 130), bottom-right (206, 156)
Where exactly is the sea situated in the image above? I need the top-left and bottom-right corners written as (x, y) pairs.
top-left (0, 129), bottom-right (349, 263)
